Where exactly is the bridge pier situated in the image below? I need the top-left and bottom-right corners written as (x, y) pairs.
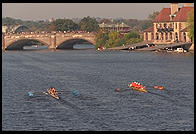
top-left (49, 33), bottom-right (56, 50)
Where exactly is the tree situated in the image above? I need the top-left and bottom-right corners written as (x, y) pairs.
top-left (48, 22), bottom-right (57, 31)
top-left (147, 11), bottom-right (159, 20)
top-left (124, 31), bottom-right (140, 40)
top-left (187, 9), bottom-right (194, 42)
top-left (105, 31), bottom-right (121, 48)
top-left (53, 19), bottom-right (78, 31)
top-left (79, 16), bottom-right (99, 32)
top-left (138, 20), bottom-right (153, 31)
top-left (95, 30), bottom-right (109, 48)
top-left (2, 17), bottom-right (17, 26)
top-left (122, 31), bottom-right (142, 45)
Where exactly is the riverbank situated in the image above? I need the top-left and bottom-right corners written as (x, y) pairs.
top-left (106, 42), bottom-right (194, 53)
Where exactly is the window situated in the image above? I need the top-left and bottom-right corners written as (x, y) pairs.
top-left (183, 32), bottom-right (186, 42)
top-left (151, 33), bottom-right (154, 40)
top-left (175, 32), bottom-right (178, 42)
top-left (175, 23), bottom-right (177, 29)
top-left (156, 33), bottom-right (159, 40)
top-left (159, 24), bottom-right (162, 28)
top-left (164, 23), bottom-right (167, 28)
top-left (145, 32), bottom-right (148, 41)
top-left (161, 33), bottom-right (164, 40)
top-left (169, 23), bottom-right (172, 28)
top-left (165, 33), bottom-right (168, 40)
top-left (169, 33), bottom-right (172, 40)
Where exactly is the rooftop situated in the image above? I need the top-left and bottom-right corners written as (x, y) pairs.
top-left (153, 5), bottom-right (194, 22)
top-left (143, 26), bottom-right (153, 32)
top-left (99, 22), bottom-right (130, 28)
top-left (172, 6), bottom-right (194, 22)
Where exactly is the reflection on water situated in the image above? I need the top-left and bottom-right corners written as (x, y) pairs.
top-left (23, 43), bottom-right (95, 51)
top-left (2, 49), bottom-right (194, 131)
top-left (73, 44), bottom-right (95, 49)
top-left (23, 45), bottom-right (48, 50)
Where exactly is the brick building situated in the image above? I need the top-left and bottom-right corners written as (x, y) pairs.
top-left (143, 3), bottom-right (194, 44)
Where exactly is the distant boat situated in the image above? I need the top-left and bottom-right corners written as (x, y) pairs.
top-left (174, 48), bottom-right (187, 53)
top-left (97, 46), bottom-right (105, 51)
top-left (32, 45), bottom-right (38, 48)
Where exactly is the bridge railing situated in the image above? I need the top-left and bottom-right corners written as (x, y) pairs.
top-left (4, 31), bottom-right (96, 35)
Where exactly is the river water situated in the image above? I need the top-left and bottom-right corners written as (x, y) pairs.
top-left (2, 47), bottom-right (194, 131)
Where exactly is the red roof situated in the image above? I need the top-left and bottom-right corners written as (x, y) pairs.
top-left (153, 8), bottom-right (171, 22)
top-left (153, 6), bottom-right (194, 22)
top-left (172, 7), bottom-right (194, 22)
top-left (143, 26), bottom-right (153, 32)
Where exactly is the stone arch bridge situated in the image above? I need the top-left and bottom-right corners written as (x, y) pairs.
top-left (2, 31), bottom-right (96, 50)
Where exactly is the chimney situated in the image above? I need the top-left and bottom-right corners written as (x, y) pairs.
top-left (183, 3), bottom-right (193, 7)
top-left (171, 3), bottom-right (178, 15)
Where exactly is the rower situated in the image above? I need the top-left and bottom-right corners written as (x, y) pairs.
top-left (48, 87), bottom-right (58, 95)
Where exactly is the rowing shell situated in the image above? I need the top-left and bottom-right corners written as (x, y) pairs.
top-left (43, 92), bottom-right (60, 99)
top-left (130, 87), bottom-right (147, 93)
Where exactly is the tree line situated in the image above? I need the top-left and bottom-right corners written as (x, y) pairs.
top-left (2, 16), bottom-right (99, 32)
top-left (95, 30), bottom-right (143, 49)
top-left (2, 12), bottom-right (159, 33)
top-left (187, 9), bottom-right (194, 42)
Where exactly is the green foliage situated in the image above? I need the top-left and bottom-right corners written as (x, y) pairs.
top-left (95, 30), bottom-right (143, 48)
top-left (138, 20), bottom-right (153, 31)
top-left (2, 17), bottom-right (18, 26)
top-left (53, 19), bottom-right (78, 31)
top-left (123, 31), bottom-right (140, 39)
top-left (47, 22), bottom-right (57, 31)
top-left (187, 9), bottom-right (194, 42)
top-left (79, 16), bottom-right (99, 32)
top-left (2, 17), bottom-right (50, 32)
top-left (147, 11), bottom-right (159, 20)
top-left (105, 31), bottom-right (121, 48)
top-left (95, 31), bottom-right (109, 48)
top-left (126, 37), bottom-right (143, 45)
top-left (115, 38), bottom-right (126, 46)
top-left (123, 31), bottom-right (142, 45)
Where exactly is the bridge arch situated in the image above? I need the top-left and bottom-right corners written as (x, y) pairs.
top-left (5, 38), bottom-right (50, 50)
top-left (56, 38), bottom-right (95, 49)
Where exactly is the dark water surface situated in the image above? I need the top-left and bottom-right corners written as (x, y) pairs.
top-left (2, 49), bottom-right (194, 131)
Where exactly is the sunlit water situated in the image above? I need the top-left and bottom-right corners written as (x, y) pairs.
top-left (2, 46), bottom-right (194, 131)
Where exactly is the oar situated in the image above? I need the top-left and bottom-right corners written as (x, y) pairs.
top-left (28, 91), bottom-right (48, 96)
top-left (115, 88), bottom-right (130, 92)
top-left (146, 90), bottom-right (168, 98)
top-left (146, 85), bottom-right (164, 90)
top-left (28, 89), bottom-right (62, 97)
top-left (28, 91), bottom-right (34, 96)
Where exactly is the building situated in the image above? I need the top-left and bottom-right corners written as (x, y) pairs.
top-left (143, 3), bottom-right (194, 44)
top-left (49, 18), bottom-right (54, 23)
top-left (2, 26), bottom-right (8, 33)
top-left (98, 22), bottom-right (131, 33)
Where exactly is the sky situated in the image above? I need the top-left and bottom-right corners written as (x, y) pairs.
top-left (2, 3), bottom-right (190, 21)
